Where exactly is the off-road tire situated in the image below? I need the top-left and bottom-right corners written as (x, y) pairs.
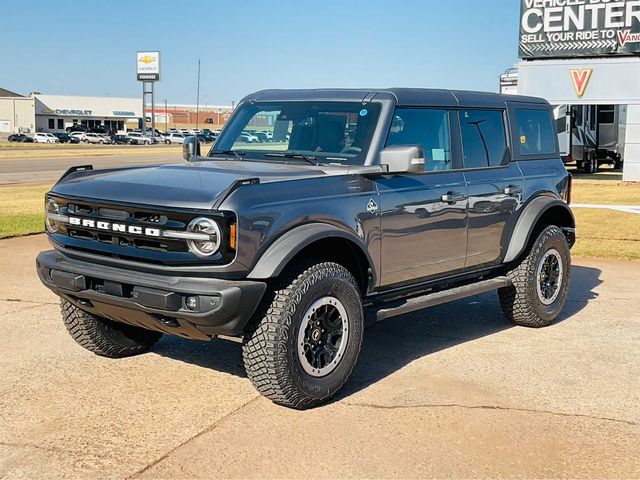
top-left (242, 262), bottom-right (364, 410)
top-left (61, 299), bottom-right (162, 358)
top-left (499, 225), bottom-right (571, 328)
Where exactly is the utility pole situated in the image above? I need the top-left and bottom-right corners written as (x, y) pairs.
top-left (195, 59), bottom-right (201, 131)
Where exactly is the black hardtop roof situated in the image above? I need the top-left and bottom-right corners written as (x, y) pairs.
top-left (246, 88), bottom-right (548, 108)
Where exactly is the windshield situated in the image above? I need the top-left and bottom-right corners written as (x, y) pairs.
top-left (212, 101), bottom-right (381, 166)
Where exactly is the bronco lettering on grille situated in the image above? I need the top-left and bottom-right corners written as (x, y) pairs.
top-left (68, 217), bottom-right (161, 237)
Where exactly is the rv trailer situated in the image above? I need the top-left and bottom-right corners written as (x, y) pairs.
top-left (555, 104), bottom-right (626, 174)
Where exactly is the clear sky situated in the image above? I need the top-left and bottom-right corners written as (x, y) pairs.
top-left (0, 0), bottom-right (520, 105)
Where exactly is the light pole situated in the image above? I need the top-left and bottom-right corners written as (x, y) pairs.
top-left (163, 99), bottom-right (168, 133)
top-left (195, 59), bottom-right (201, 131)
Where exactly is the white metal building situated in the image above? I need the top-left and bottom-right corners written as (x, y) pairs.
top-left (0, 91), bottom-right (36, 134)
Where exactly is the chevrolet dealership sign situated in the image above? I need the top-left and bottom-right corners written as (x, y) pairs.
top-left (136, 51), bottom-right (160, 81)
top-left (520, 0), bottom-right (640, 58)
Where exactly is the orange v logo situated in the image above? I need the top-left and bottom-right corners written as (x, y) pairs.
top-left (570, 69), bottom-right (593, 97)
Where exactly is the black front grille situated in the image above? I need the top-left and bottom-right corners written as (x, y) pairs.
top-left (50, 196), bottom-right (235, 266)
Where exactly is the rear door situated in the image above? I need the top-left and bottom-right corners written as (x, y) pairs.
top-left (458, 109), bottom-right (524, 268)
top-left (376, 108), bottom-right (468, 287)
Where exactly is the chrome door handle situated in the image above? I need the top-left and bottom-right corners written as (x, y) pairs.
top-left (441, 192), bottom-right (467, 203)
top-left (503, 185), bottom-right (523, 196)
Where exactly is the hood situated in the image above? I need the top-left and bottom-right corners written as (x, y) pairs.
top-left (51, 160), bottom-right (328, 210)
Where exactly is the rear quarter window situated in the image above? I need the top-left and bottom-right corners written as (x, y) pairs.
top-left (516, 109), bottom-right (556, 156)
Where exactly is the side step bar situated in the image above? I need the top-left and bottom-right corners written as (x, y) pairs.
top-left (371, 276), bottom-right (512, 322)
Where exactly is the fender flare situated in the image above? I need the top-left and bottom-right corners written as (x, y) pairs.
top-left (503, 197), bottom-right (575, 264)
top-left (247, 223), bottom-right (374, 281)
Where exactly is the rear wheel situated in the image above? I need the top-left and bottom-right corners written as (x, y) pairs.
top-left (61, 300), bottom-right (162, 358)
top-left (499, 225), bottom-right (571, 328)
top-left (242, 262), bottom-right (364, 409)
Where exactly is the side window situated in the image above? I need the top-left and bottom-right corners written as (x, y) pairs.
top-left (598, 105), bottom-right (615, 124)
top-left (386, 109), bottom-right (451, 172)
top-left (460, 110), bottom-right (508, 168)
top-left (517, 109), bottom-right (556, 156)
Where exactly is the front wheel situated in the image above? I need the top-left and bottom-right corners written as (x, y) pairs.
top-left (242, 262), bottom-right (364, 409)
top-left (61, 300), bottom-right (162, 357)
top-left (499, 225), bottom-right (571, 328)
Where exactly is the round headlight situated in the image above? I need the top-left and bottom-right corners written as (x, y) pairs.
top-left (186, 217), bottom-right (221, 257)
top-left (45, 198), bottom-right (60, 234)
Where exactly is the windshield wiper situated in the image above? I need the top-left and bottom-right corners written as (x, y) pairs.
top-left (210, 149), bottom-right (245, 161)
top-left (264, 152), bottom-right (319, 165)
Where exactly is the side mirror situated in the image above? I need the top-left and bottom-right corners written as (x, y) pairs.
top-left (379, 145), bottom-right (425, 174)
top-left (183, 136), bottom-right (201, 162)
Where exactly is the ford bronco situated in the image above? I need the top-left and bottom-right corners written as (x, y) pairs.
top-left (37, 89), bottom-right (575, 409)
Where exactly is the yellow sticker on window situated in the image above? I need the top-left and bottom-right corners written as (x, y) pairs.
top-left (520, 135), bottom-right (527, 144)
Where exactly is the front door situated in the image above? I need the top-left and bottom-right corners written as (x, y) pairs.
top-left (376, 108), bottom-right (467, 287)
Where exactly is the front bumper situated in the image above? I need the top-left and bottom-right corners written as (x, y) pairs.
top-left (37, 249), bottom-right (266, 340)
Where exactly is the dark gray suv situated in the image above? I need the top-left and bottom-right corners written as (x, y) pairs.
top-left (37, 89), bottom-right (575, 409)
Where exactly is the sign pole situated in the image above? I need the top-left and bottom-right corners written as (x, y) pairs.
top-left (151, 81), bottom-right (156, 141)
top-left (141, 82), bottom-right (147, 135)
top-left (136, 51), bottom-right (161, 141)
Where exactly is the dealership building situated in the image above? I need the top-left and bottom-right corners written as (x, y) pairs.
top-left (0, 90), bottom-right (142, 134)
top-left (510, 0), bottom-right (640, 182)
top-left (34, 94), bottom-right (142, 133)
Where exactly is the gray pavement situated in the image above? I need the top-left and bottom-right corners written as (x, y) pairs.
top-left (0, 235), bottom-right (639, 478)
top-left (0, 153), bottom-right (177, 185)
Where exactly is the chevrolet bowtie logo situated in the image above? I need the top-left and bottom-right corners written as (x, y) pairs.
top-left (140, 56), bottom-right (155, 64)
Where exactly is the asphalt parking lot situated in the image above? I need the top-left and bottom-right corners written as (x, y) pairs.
top-left (1, 235), bottom-right (639, 479)
top-left (0, 149), bottom-right (178, 185)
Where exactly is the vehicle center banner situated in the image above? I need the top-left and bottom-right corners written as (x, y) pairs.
top-left (519, 0), bottom-right (640, 59)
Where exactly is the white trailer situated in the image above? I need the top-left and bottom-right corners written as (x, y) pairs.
top-left (554, 104), bottom-right (626, 174)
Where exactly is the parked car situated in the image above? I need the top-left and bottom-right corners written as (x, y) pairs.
top-left (179, 128), bottom-right (189, 134)
top-left (70, 132), bottom-right (85, 143)
top-left (237, 132), bottom-right (258, 143)
top-left (35, 88), bottom-right (575, 410)
top-left (164, 133), bottom-right (186, 144)
top-left (33, 133), bottom-right (59, 143)
top-left (80, 132), bottom-right (110, 144)
top-left (196, 133), bottom-right (215, 143)
top-left (88, 126), bottom-right (109, 135)
top-left (126, 132), bottom-right (153, 145)
top-left (66, 125), bottom-right (88, 133)
top-left (201, 128), bottom-right (218, 138)
top-left (168, 128), bottom-right (179, 134)
top-left (252, 132), bottom-right (270, 143)
top-left (7, 134), bottom-right (33, 143)
top-left (53, 132), bottom-right (79, 144)
top-left (110, 134), bottom-right (130, 145)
